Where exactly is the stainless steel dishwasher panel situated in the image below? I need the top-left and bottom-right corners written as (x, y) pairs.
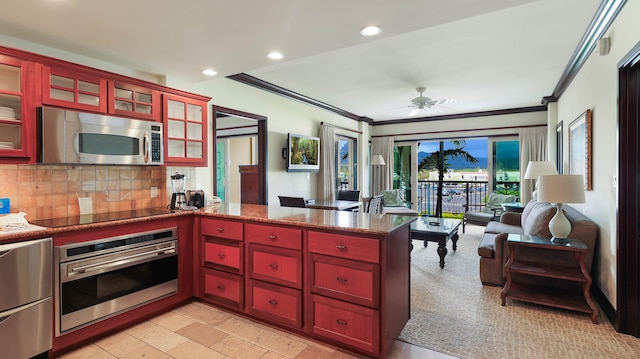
top-left (0, 297), bottom-right (52, 359)
top-left (0, 237), bottom-right (52, 312)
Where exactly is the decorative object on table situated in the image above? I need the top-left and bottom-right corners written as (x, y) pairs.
top-left (568, 109), bottom-right (592, 190)
top-left (524, 161), bottom-right (558, 199)
top-left (537, 174), bottom-right (586, 240)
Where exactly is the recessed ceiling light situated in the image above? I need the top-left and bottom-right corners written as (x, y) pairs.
top-left (360, 25), bottom-right (382, 36)
top-left (202, 69), bottom-right (217, 76)
top-left (268, 52), bottom-right (284, 60)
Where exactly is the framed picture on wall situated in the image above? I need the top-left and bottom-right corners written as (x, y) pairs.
top-left (568, 109), bottom-right (592, 190)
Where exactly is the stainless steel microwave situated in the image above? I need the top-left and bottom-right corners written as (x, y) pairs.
top-left (38, 107), bottom-right (163, 165)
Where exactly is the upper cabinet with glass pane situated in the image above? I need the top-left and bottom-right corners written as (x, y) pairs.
top-left (42, 66), bottom-right (107, 113)
top-left (0, 55), bottom-right (35, 160)
top-left (108, 81), bottom-right (161, 121)
top-left (163, 94), bottom-right (208, 166)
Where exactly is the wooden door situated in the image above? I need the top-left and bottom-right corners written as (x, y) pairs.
top-left (617, 41), bottom-right (640, 337)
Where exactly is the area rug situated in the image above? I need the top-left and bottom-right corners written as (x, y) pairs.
top-left (397, 225), bottom-right (640, 359)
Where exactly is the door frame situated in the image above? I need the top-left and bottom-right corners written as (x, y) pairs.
top-left (212, 105), bottom-right (268, 205)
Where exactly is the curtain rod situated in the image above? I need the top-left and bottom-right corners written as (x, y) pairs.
top-left (321, 122), bottom-right (362, 135)
top-left (370, 123), bottom-right (546, 138)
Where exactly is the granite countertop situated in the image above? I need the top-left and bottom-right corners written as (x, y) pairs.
top-left (0, 203), bottom-right (417, 244)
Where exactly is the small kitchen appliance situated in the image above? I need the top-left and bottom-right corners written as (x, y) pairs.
top-left (170, 172), bottom-right (187, 210)
top-left (186, 189), bottom-right (205, 208)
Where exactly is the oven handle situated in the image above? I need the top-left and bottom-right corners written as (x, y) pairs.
top-left (70, 243), bottom-right (176, 274)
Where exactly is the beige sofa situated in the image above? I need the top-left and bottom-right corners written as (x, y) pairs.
top-left (478, 199), bottom-right (598, 286)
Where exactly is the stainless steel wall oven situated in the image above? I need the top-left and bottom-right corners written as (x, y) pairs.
top-left (55, 227), bottom-right (178, 335)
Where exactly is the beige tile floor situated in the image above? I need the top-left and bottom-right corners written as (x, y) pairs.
top-left (55, 300), bottom-right (455, 359)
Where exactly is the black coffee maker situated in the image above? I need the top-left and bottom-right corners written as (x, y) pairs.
top-left (187, 189), bottom-right (205, 208)
top-left (170, 172), bottom-right (187, 210)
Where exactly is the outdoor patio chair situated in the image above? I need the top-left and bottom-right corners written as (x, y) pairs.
top-left (462, 192), bottom-right (516, 232)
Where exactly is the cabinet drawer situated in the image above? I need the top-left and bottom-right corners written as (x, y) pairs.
top-left (203, 238), bottom-right (243, 274)
top-left (308, 231), bottom-right (379, 263)
top-left (202, 268), bottom-right (243, 309)
top-left (0, 298), bottom-right (52, 359)
top-left (249, 244), bottom-right (302, 289)
top-left (245, 223), bottom-right (302, 250)
top-left (247, 280), bottom-right (302, 328)
top-left (201, 218), bottom-right (243, 241)
top-left (310, 254), bottom-right (379, 308)
top-left (310, 294), bottom-right (379, 354)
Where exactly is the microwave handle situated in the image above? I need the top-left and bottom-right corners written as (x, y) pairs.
top-left (143, 131), bottom-right (150, 163)
top-left (73, 132), bottom-right (80, 154)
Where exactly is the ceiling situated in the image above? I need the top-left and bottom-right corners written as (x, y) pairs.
top-left (0, 0), bottom-right (603, 122)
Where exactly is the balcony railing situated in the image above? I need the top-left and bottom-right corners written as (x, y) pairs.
top-left (414, 180), bottom-right (520, 216)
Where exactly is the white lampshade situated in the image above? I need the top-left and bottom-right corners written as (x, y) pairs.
top-left (371, 154), bottom-right (386, 166)
top-left (537, 175), bottom-right (585, 204)
top-left (537, 175), bottom-right (585, 239)
top-left (524, 161), bottom-right (558, 179)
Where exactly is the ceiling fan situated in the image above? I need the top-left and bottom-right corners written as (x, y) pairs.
top-left (407, 87), bottom-right (456, 116)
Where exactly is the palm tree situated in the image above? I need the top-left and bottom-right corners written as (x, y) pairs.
top-left (418, 140), bottom-right (478, 217)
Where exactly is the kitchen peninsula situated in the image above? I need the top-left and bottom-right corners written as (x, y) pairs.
top-left (2, 204), bottom-right (415, 359)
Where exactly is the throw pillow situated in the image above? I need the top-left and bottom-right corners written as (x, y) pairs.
top-left (382, 189), bottom-right (405, 207)
top-left (522, 202), bottom-right (556, 239)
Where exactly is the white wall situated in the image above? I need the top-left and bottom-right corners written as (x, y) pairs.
top-left (194, 78), bottom-right (365, 205)
top-left (553, 0), bottom-right (640, 309)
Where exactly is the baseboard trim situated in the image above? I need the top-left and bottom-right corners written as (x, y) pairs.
top-left (592, 285), bottom-right (618, 329)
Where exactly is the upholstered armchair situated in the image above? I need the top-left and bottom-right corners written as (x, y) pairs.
top-left (462, 192), bottom-right (516, 232)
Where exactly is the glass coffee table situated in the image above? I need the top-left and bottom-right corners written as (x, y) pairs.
top-left (410, 217), bottom-right (462, 268)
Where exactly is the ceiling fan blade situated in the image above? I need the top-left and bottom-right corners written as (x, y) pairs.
top-left (408, 108), bottom-right (420, 116)
top-left (432, 98), bottom-right (457, 105)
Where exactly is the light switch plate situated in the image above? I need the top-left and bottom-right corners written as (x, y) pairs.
top-left (151, 187), bottom-right (158, 198)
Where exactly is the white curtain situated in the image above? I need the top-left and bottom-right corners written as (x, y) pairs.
top-left (317, 124), bottom-right (336, 200)
top-left (371, 137), bottom-right (394, 195)
top-left (519, 127), bottom-right (547, 204)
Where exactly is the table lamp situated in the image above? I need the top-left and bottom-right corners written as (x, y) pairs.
top-left (524, 161), bottom-right (558, 199)
top-left (537, 174), bottom-right (585, 240)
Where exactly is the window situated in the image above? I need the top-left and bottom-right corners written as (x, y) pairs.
top-left (491, 138), bottom-right (520, 198)
top-left (336, 135), bottom-right (357, 191)
top-left (394, 144), bottom-right (412, 198)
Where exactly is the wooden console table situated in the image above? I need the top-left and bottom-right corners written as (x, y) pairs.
top-left (500, 233), bottom-right (599, 323)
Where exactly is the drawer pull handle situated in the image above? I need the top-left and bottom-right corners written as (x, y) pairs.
top-left (217, 227), bottom-right (224, 232)
top-left (268, 235), bottom-right (277, 240)
top-left (268, 299), bottom-right (278, 305)
top-left (269, 263), bottom-right (279, 270)
top-left (336, 276), bottom-right (348, 284)
top-left (336, 319), bottom-right (348, 326)
top-left (335, 244), bottom-right (347, 251)
top-left (217, 285), bottom-right (225, 291)
top-left (217, 253), bottom-right (225, 259)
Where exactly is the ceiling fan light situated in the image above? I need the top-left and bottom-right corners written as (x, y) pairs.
top-left (202, 69), bottom-right (217, 76)
top-left (409, 108), bottom-right (420, 117)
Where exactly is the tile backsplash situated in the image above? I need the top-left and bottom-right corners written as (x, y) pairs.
top-left (0, 164), bottom-right (200, 221)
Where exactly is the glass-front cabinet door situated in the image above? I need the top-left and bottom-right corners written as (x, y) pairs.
top-left (108, 81), bottom-right (160, 121)
top-left (0, 55), bottom-right (34, 160)
top-left (163, 94), bottom-right (207, 165)
top-left (42, 66), bottom-right (107, 113)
